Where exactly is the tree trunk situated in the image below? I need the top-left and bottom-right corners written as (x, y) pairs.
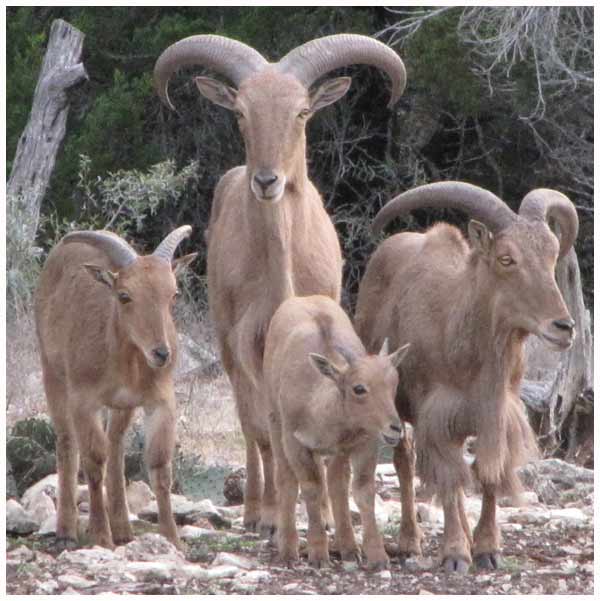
top-left (521, 247), bottom-right (594, 462)
top-left (7, 19), bottom-right (88, 243)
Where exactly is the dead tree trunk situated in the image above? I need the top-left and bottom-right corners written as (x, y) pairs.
top-left (7, 19), bottom-right (87, 243)
top-left (521, 247), bottom-right (594, 463)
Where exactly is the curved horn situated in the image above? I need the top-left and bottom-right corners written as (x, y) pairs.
top-left (61, 230), bottom-right (138, 269)
top-left (153, 225), bottom-right (193, 262)
top-left (277, 34), bottom-right (406, 107)
top-left (518, 189), bottom-right (579, 259)
top-left (154, 35), bottom-right (268, 110)
top-left (372, 181), bottom-right (517, 236)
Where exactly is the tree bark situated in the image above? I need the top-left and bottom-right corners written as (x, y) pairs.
top-left (7, 19), bottom-right (88, 243)
top-left (521, 247), bottom-right (593, 459)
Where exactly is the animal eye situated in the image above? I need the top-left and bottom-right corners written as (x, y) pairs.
top-left (498, 255), bottom-right (515, 267)
top-left (118, 291), bottom-right (131, 304)
top-left (353, 384), bottom-right (367, 395)
top-left (234, 110), bottom-right (244, 120)
top-left (298, 108), bottom-right (310, 119)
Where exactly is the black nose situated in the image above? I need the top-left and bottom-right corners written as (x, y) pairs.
top-left (153, 346), bottom-right (170, 365)
top-left (553, 318), bottom-right (575, 333)
top-left (254, 171), bottom-right (278, 192)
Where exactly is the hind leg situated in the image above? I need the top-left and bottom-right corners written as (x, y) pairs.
top-left (106, 408), bottom-right (135, 545)
top-left (258, 439), bottom-right (277, 538)
top-left (42, 365), bottom-right (79, 545)
top-left (472, 484), bottom-right (501, 569)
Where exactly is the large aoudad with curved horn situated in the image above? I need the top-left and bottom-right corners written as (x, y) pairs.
top-left (356, 180), bottom-right (578, 573)
top-left (154, 33), bottom-right (406, 111)
top-left (152, 33), bottom-right (407, 538)
top-left (372, 181), bottom-right (578, 258)
top-left (34, 226), bottom-right (197, 550)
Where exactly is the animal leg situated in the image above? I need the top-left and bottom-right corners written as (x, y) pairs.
top-left (327, 454), bottom-right (359, 563)
top-left (440, 491), bottom-right (472, 573)
top-left (284, 437), bottom-right (329, 568)
top-left (258, 440), bottom-right (277, 539)
top-left (270, 416), bottom-right (299, 565)
top-left (393, 432), bottom-right (423, 558)
top-left (44, 371), bottom-right (79, 545)
top-left (472, 483), bottom-right (501, 569)
top-left (351, 443), bottom-right (389, 571)
top-left (457, 486), bottom-right (473, 548)
top-left (144, 401), bottom-right (180, 548)
top-left (106, 408), bottom-right (135, 545)
top-left (74, 406), bottom-right (113, 548)
top-left (242, 438), bottom-right (263, 531)
top-left (318, 457), bottom-right (334, 530)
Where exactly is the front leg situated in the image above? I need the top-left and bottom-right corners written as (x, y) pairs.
top-left (393, 432), bottom-right (423, 558)
top-left (472, 483), bottom-right (501, 569)
top-left (106, 408), bottom-right (135, 545)
top-left (351, 441), bottom-right (389, 571)
top-left (144, 400), bottom-right (180, 548)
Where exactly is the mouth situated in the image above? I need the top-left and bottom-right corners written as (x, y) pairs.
top-left (540, 332), bottom-right (574, 351)
top-left (381, 433), bottom-right (401, 446)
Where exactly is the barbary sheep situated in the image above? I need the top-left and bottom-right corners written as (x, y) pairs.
top-left (355, 181), bottom-right (578, 572)
top-left (35, 227), bottom-right (197, 549)
top-left (154, 33), bottom-right (407, 533)
top-left (264, 294), bottom-right (409, 569)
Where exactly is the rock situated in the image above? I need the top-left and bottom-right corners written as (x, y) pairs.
top-left (517, 459), bottom-right (594, 506)
top-left (419, 589), bottom-right (434, 595)
top-left (59, 546), bottom-right (120, 566)
top-left (510, 509), bottom-right (550, 525)
top-left (7, 498), bottom-right (39, 534)
top-left (212, 552), bottom-right (257, 570)
top-left (26, 490), bottom-right (56, 525)
top-left (126, 561), bottom-right (175, 582)
top-left (417, 502), bottom-right (443, 524)
top-left (7, 544), bottom-right (35, 563)
top-left (38, 514), bottom-right (58, 536)
top-left (180, 525), bottom-right (224, 540)
top-left (549, 507), bottom-right (588, 526)
top-left (37, 580), bottom-right (59, 594)
top-left (117, 533), bottom-right (184, 562)
top-left (238, 570), bottom-right (272, 583)
top-left (57, 574), bottom-right (95, 589)
top-left (378, 569), bottom-right (392, 579)
top-left (283, 582), bottom-right (301, 591)
top-left (139, 495), bottom-right (228, 527)
top-left (21, 473), bottom-right (58, 506)
top-left (126, 480), bottom-right (155, 515)
top-left (223, 467), bottom-right (245, 505)
top-left (197, 565), bottom-right (240, 580)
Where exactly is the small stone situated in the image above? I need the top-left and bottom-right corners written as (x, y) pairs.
top-left (283, 582), bottom-right (301, 591)
top-left (57, 574), bottom-right (95, 589)
top-left (240, 570), bottom-right (272, 583)
top-left (126, 480), bottom-right (155, 515)
top-left (7, 544), bottom-right (35, 562)
top-left (557, 579), bottom-right (567, 592)
top-left (37, 580), bottom-right (59, 594)
top-left (6, 499), bottom-right (39, 534)
top-left (212, 552), bottom-right (257, 570)
top-left (200, 565), bottom-right (240, 580)
top-left (419, 589), bottom-right (434, 595)
top-left (127, 561), bottom-right (174, 581)
top-left (378, 569), bottom-right (392, 579)
top-left (180, 525), bottom-right (222, 540)
top-left (581, 563), bottom-right (594, 574)
top-left (549, 507), bottom-right (588, 526)
top-left (501, 583), bottom-right (512, 593)
top-left (342, 561), bottom-right (359, 572)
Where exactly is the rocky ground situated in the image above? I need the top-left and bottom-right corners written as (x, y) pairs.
top-left (6, 458), bottom-right (594, 595)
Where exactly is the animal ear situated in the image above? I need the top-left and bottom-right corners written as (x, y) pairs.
top-left (194, 76), bottom-right (237, 110)
top-left (468, 220), bottom-right (494, 255)
top-left (83, 264), bottom-right (118, 289)
top-left (172, 252), bottom-right (198, 278)
top-left (308, 353), bottom-right (343, 383)
top-left (388, 343), bottom-right (410, 368)
top-left (309, 77), bottom-right (352, 113)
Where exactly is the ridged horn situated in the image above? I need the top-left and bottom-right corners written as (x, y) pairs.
top-left (61, 230), bottom-right (138, 269)
top-left (277, 34), bottom-right (406, 107)
top-left (518, 189), bottom-right (579, 259)
top-left (372, 181), bottom-right (518, 236)
top-left (154, 35), bottom-right (268, 110)
top-left (153, 225), bottom-right (193, 262)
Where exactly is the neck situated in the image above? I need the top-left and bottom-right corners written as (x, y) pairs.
top-left (450, 259), bottom-right (527, 483)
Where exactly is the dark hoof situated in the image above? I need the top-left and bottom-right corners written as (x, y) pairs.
top-left (259, 522), bottom-right (276, 541)
top-left (308, 557), bottom-right (331, 569)
top-left (367, 559), bottom-right (390, 572)
top-left (443, 557), bottom-right (470, 574)
top-left (243, 519), bottom-right (259, 533)
top-left (55, 537), bottom-right (78, 552)
top-left (474, 552), bottom-right (502, 570)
